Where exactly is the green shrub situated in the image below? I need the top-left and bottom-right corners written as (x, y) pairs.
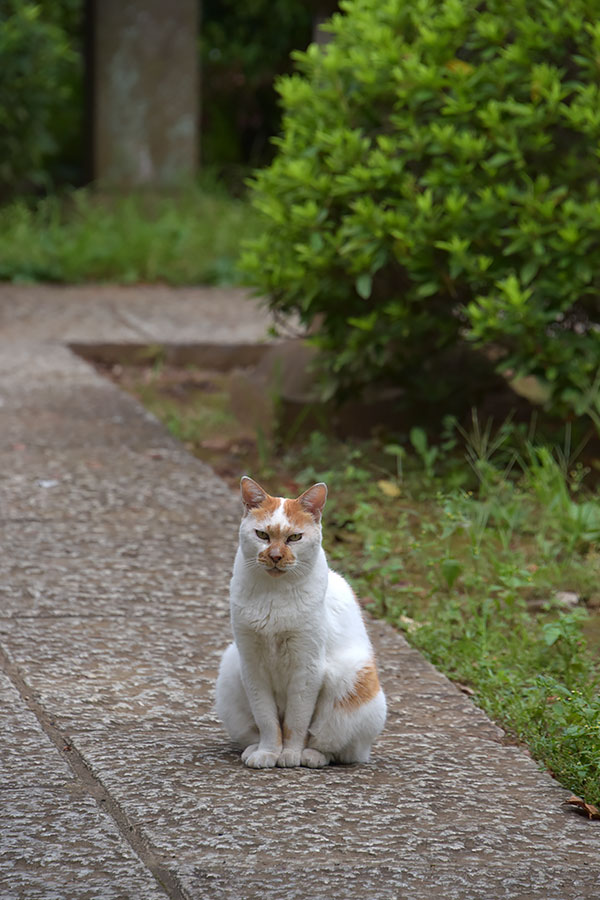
top-left (0, 0), bottom-right (80, 198)
top-left (241, 0), bottom-right (600, 418)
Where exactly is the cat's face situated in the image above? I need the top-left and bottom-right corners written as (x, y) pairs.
top-left (238, 476), bottom-right (327, 578)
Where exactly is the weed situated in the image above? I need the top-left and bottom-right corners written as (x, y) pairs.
top-left (284, 423), bottom-right (600, 805)
top-left (409, 427), bottom-right (438, 479)
top-left (0, 178), bottom-right (257, 285)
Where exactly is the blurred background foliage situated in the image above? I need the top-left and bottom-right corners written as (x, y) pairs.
top-left (201, 0), bottom-right (322, 182)
top-left (0, 0), bottom-right (84, 199)
top-left (0, 0), bottom-right (327, 199)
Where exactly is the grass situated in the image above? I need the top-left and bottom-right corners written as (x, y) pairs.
top-left (285, 426), bottom-right (600, 807)
top-left (102, 361), bottom-right (600, 808)
top-left (0, 178), bottom-right (257, 285)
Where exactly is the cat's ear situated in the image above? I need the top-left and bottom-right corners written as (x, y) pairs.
top-left (297, 482), bottom-right (328, 522)
top-left (240, 476), bottom-right (268, 513)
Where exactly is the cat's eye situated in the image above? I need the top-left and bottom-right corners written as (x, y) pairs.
top-left (255, 530), bottom-right (269, 541)
top-left (287, 533), bottom-right (303, 542)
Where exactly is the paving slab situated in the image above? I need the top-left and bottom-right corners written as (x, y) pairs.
top-left (0, 669), bottom-right (171, 900)
top-left (1, 295), bottom-right (600, 899)
top-left (0, 283), bottom-right (296, 371)
top-left (0, 284), bottom-right (275, 345)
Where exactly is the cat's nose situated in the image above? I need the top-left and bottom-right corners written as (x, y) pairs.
top-left (269, 551), bottom-right (283, 563)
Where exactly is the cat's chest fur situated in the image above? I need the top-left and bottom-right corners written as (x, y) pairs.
top-left (230, 544), bottom-right (330, 710)
top-left (230, 546), bottom-right (329, 635)
top-left (257, 629), bottom-right (323, 706)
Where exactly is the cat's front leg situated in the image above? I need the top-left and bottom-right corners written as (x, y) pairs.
top-left (238, 655), bottom-right (282, 768)
top-left (242, 710), bottom-right (281, 768)
top-left (277, 678), bottom-right (323, 768)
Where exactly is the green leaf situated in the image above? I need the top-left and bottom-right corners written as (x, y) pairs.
top-left (355, 272), bottom-right (373, 299)
top-left (409, 426), bottom-right (428, 457)
top-left (309, 232), bottom-right (324, 252)
top-left (520, 260), bottom-right (538, 285)
top-left (542, 624), bottom-right (562, 647)
top-left (416, 281), bottom-right (439, 298)
top-left (347, 312), bottom-right (377, 331)
top-left (440, 558), bottom-right (463, 590)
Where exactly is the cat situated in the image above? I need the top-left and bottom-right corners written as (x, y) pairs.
top-left (215, 475), bottom-right (386, 768)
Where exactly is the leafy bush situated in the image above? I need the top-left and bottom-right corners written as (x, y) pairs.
top-left (0, 0), bottom-right (80, 198)
top-left (241, 0), bottom-right (600, 418)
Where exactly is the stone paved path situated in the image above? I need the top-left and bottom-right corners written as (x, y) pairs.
top-left (1, 286), bottom-right (599, 899)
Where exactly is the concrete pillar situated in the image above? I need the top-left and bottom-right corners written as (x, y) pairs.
top-left (88, 0), bottom-right (199, 187)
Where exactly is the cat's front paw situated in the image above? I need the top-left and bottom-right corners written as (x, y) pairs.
top-left (242, 746), bottom-right (279, 768)
top-left (301, 748), bottom-right (329, 768)
top-left (276, 748), bottom-right (302, 767)
top-left (241, 743), bottom-right (259, 763)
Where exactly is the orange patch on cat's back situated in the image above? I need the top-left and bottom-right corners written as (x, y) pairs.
top-left (283, 498), bottom-right (315, 531)
top-left (335, 660), bottom-right (381, 711)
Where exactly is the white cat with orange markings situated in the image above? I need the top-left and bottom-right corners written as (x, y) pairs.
top-left (215, 476), bottom-right (386, 768)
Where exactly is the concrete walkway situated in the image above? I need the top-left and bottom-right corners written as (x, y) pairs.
top-left (1, 285), bottom-right (599, 900)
